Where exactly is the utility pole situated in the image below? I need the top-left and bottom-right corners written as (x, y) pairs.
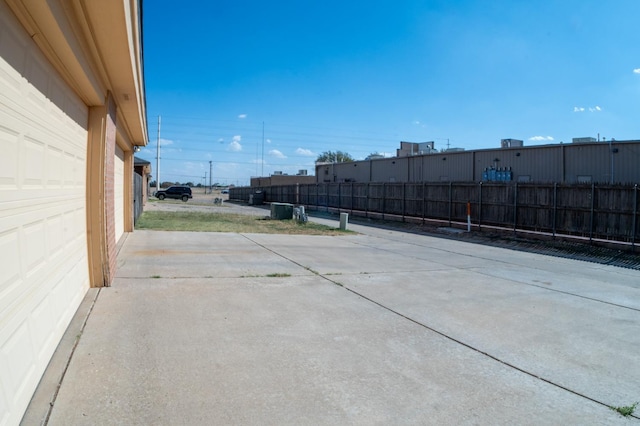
top-left (261, 121), bottom-right (265, 176)
top-left (209, 160), bottom-right (212, 193)
top-left (156, 115), bottom-right (161, 192)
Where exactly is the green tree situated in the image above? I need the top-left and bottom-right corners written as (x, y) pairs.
top-left (315, 150), bottom-right (354, 163)
top-left (365, 152), bottom-right (385, 160)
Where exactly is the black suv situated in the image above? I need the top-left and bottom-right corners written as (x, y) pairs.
top-left (154, 185), bottom-right (192, 202)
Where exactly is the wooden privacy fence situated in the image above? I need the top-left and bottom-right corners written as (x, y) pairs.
top-left (231, 182), bottom-right (640, 248)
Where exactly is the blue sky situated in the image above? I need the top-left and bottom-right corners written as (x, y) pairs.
top-left (141, 1), bottom-right (640, 186)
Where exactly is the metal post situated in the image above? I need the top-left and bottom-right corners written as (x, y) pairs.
top-left (402, 182), bottom-right (406, 223)
top-left (155, 115), bottom-right (161, 193)
top-left (422, 182), bottom-right (426, 225)
top-left (552, 183), bottom-right (557, 238)
top-left (382, 183), bottom-right (386, 221)
top-left (448, 181), bottom-right (452, 227)
top-left (513, 182), bottom-right (518, 232)
top-left (478, 181), bottom-right (482, 230)
top-left (351, 182), bottom-right (354, 215)
top-left (366, 183), bottom-right (370, 219)
top-left (632, 184), bottom-right (638, 252)
top-left (589, 183), bottom-right (595, 243)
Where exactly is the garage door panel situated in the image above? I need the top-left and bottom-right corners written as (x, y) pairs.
top-left (1, 321), bottom-right (36, 407)
top-left (0, 5), bottom-right (91, 423)
top-left (0, 124), bottom-right (18, 186)
top-left (23, 136), bottom-right (45, 186)
top-left (23, 220), bottom-right (46, 276)
top-left (0, 229), bottom-right (20, 295)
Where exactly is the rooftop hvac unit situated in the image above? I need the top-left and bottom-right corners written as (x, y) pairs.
top-left (501, 139), bottom-right (523, 148)
top-left (273, 171), bottom-right (283, 175)
top-left (298, 169), bottom-right (308, 175)
top-left (572, 137), bottom-right (597, 143)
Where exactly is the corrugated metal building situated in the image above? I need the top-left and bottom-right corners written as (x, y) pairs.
top-left (316, 140), bottom-right (640, 184)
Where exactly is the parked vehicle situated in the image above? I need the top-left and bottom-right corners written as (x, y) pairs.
top-left (154, 185), bottom-right (192, 202)
top-left (221, 189), bottom-right (229, 194)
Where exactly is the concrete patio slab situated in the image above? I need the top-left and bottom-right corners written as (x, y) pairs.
top-left (23, 212), bottom-right (640, 425)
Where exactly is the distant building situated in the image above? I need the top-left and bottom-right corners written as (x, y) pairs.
top-left (397, 141), bottom-right (438, 157)
top-left (251, 171), bottom-right (316, 187)
top-left (316, 139), bottom-right (640, 184)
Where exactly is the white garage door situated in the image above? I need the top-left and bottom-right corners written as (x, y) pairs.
top-left (114, 145), bottom-right (125, 242)
top-left (0, 6), bottom-right (90, 425)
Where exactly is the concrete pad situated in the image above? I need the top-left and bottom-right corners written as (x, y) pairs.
top-left (116, 231), bottom-right (312, 279)
top-left (27, 221), bottom-right (640, 425)
top-left (337, 270), bottom-right (640, 405)
top-left (46, 276), bottom-right (624, 425)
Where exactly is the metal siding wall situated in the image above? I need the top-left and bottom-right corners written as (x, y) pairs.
top-left (613, 143), bottom-right (640, 184)
top-left (0, 6), bottom-right (90, 424)
top-left (565, 144), bottom-right (610, 183)
top-left (421, 153), bottom-right (472, 181)
top-left (372, 157), bottom-right (405, 182)
top-left (324, 143), bottom-right (640, 185)
top-left (476, 147), bottom-right (562, 183)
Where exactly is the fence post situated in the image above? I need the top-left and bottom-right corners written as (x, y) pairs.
top-left (366, 183), bottom-right (370, 218)
top-left (351, 182), bottom-right (354, 215)
top-left (402, 182), bottom-right (406, 223)
top-left (478, 181), bottom-right (482, 230)
top-left (552, 183), bottom-right (557, 238)
top-left (382, 183), bottom-right (386, 221)
top-left (513, 182), bottom-right (518, 232)
top-left (589, 183), bottom-right (595, 243)
top-left (633, 184), bottom-right (638, 252)
top-left (422, 182), bottom-right (426, 225)
top-left (325, 183), bottom-right (329, 212)
top-left (448, 181), bottom-right (452, 227)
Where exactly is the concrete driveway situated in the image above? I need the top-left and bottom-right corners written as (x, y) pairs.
top-left (24, 208), bottom-right (640, 425)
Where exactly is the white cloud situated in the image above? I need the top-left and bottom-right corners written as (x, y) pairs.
top-left (296, 148), bottom-right (315, 156)
top-left (269, 149), bottom-right (286, 159)
top-left (217, 138), bottom-right (224, 143)
top-left (266, 139), bottom-right (272, 144)
top-left (529, 136), bottom-right (554, 141)
top-left (575, 106), bottom-right (602, 113)
top-left (238, 114), bottom-right (247, 119)
top-left (228, 135), bottom-right (242, 152)
top-left (634, 68), bottom-right (640, 74)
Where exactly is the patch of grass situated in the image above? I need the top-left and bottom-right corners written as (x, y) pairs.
top-left (240, 273), bottom-right (291, 278)
top-left (610, 402), bottom-right (638, 417)
top-left (150, 275), bottom-right (161, 279)
top-left (136, 211), bottom-right (354, 235)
